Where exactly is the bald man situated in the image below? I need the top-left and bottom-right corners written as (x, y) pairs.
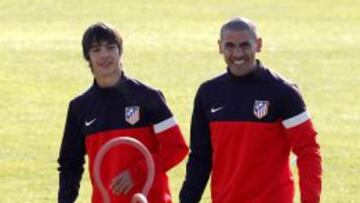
top-left (179, 17), bottom-right (322, 203)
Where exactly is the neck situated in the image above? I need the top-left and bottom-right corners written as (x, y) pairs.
top-left (95, 69), bottom-right (122, 88)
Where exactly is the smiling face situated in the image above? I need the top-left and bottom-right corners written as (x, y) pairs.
top-left (88, 40), bottom-right (121, 78)
top-left (219, 29), bottom-right (262, 76)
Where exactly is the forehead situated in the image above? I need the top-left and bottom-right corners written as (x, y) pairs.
top-left (221, 29), bottom-right (255, 43)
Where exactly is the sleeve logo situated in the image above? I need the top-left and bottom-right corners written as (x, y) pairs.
top-left (125, 106), bottom-right (140, 125)
top-left (253, 100), bottom-right (269, 119)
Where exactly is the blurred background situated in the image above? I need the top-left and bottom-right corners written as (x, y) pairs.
top-left (0, 0), bottom-right (359, 202)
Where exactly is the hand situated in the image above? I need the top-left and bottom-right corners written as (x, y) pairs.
top-left (110, 169), bottom-right (134, 195)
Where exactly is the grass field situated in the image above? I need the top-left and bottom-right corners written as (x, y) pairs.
top-left (1, 0), bottom-right (359, 202)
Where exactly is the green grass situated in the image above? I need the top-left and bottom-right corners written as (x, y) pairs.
top-left (1, 0), bottom-right (359, 202)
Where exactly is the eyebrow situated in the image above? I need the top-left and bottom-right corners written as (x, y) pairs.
top-left (224, 41), bottom-right (252, 47)
top-left (90, 41), bottom-right (116, 48)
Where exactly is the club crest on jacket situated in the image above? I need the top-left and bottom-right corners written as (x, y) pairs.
top-left (253, 100), bottom-right (269, 119)
top-left (125, 106), bottom-right (140, 125)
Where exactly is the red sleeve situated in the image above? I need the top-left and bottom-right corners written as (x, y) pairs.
top-left (129, 124), bottom-right (189, 180)
top-left (129, 90), bottom-right (188, 182)
top-left (285, 119), bottom-right (322, 203)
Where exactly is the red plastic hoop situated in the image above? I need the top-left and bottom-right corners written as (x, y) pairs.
top-left (93, 137), bottom-right (155, 203)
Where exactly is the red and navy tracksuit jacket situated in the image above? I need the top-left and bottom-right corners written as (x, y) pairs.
top-left (58, 74), bottom-right (188, 203)
top-left (180, 61), bottom-right (322, 203)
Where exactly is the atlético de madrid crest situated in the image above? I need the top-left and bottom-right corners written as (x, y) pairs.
top-left (253, 100), bottom-right (269, 119)
top-left (125, 106), bottom-right (140, 125)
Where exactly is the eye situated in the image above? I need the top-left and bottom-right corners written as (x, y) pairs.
top-left (239, 41), bottom-right (252, 49)
top-left (90, 47), bottom-right (100, 53)
top-left (107, 44), bottom-right (117, 50)
top-left (224, 42), bottom-right (235, 49)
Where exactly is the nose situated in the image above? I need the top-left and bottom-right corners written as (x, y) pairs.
top-left (232, 47), bottom-right (245, 57)
top-left (99, 47), bottom-right (110, 58)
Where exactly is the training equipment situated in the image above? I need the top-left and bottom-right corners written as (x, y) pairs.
top-left (93, 137), bottom-right (155, 203)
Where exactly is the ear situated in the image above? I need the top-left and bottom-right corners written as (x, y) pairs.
top-left (218, 39), bottom-right (223, 54)
top-left (256, 37), bottom-right (262, 52)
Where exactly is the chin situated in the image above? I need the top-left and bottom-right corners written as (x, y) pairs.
top-left (230, 65), bottom-right (253, 76)
top-left (230, 64), bottom-right (245, 71)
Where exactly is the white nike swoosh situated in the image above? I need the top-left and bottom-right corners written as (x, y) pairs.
top-left (85, 118), bottom-right (96, 126)
top-left (211, 106), bottom-right (224, 113)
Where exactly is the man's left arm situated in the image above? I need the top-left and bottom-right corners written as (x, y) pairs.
top-left (281, 85), bottom-right (322, 203)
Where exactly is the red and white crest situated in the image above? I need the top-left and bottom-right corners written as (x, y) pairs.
top-left (253, 100), bottom-right (269, 119)
top-left (125, 106), bottom-right (140, 125)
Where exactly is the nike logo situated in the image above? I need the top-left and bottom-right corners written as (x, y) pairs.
top-left (211, 106), bottom-right (224, 113)
top-left (85, 118), bottom-right (96, 126)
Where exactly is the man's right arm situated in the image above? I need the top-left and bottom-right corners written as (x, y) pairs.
top-left (180, 88), bottom-right (212, 203)
top-left (57, 102), bottom-right (85, 203)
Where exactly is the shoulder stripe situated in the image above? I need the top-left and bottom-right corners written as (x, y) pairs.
top-left (282, 111), bottom-right (310, 129)
top-left (154, 117), bottom-right (177, 134)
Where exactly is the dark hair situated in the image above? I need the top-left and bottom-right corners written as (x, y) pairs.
top-left (81, 22), bottom-right (123, 61)
top-left (220, 17), bottom-right (257, 40)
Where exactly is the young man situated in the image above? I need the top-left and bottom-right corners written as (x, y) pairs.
top-left (57, 22), bottom-right (188, 203)
top-left (179, 17), bottom-right (322, 203)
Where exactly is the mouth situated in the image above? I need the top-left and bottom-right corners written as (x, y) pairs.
top-left (98, 60), bottom-right (112, 68)
top-left (232, 59), bottom-right (245, 65)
